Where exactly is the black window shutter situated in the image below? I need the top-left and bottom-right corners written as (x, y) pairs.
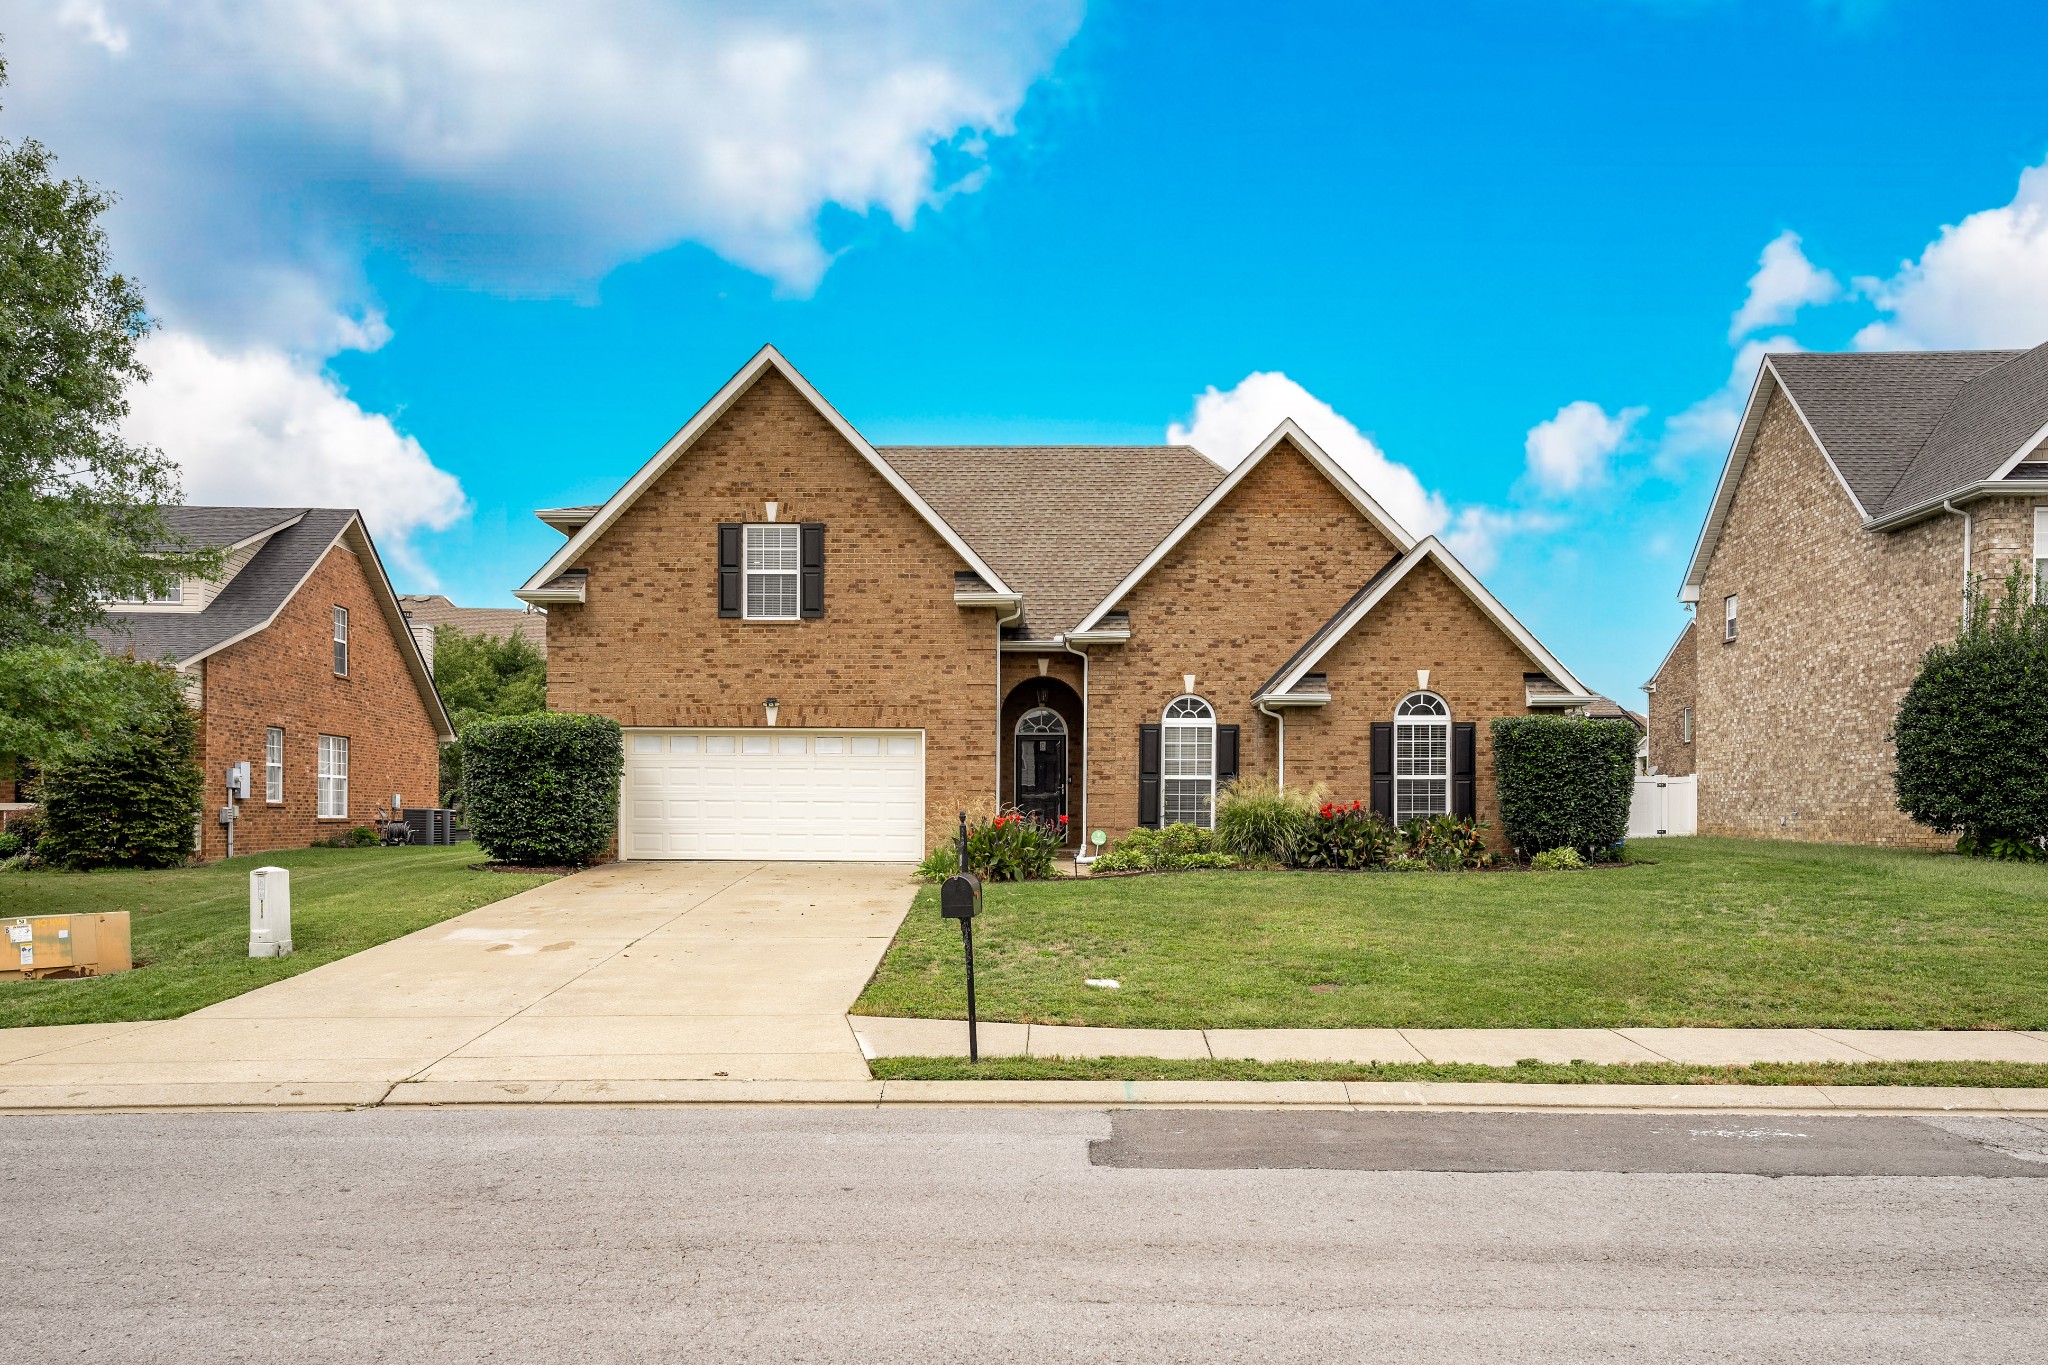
top-left (1138, 723), bottom-right (1162, 829)
top-left (717, 523), bottom-right (742, 618)
top-left (1215, 724), bottom-right (1240, 786)
top-left (1370, 722), bottom-right (1394, 821)
top-left (800, 523), bottom-right (825, 619)
top-left (1452, 721), bottom-right (1476, 819)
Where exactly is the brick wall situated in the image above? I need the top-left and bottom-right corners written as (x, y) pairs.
top-left (1689, 391), bottom-right (2048, 846)
top-left (1645, 620), bottom-right (1696, 777)
top-left (1281, 557), bottom-right (1543, 851)
top-left (544, 369), bottom-right (998, 850)
top-left (198, 537), bottom-right (442, 860)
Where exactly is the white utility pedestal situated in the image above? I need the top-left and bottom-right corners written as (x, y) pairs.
top-left (249, 866), bottom-right (293, 957)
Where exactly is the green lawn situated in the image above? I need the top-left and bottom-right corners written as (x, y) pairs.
top-left (0, 846), bottom-right (557, 1028)
top-left (852, 837), bottom-right (2048, 1030)
top-left (870, 1057), bottom-right (2048, 1087)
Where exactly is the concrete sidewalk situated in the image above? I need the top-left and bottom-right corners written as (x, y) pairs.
top-left (849, 1017), bottom-right (2048, 1065)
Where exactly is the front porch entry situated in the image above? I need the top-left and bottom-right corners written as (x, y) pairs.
top-left (1000, 674), bottom-right (1084, 846)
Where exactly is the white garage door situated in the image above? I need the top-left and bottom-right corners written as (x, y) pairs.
top-left (622, 729), bottom-right (925, 861)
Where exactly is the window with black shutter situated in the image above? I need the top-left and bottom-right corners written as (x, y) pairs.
top-left (800, 523), bottom-right (825, 619)
top-left (1451, 721), bottom-right (1476, 819)
top-left (1138, 723), bottom-right (1161, 828)
top-left (717, 524), bottom-right (742, 618)
top-left (1370, 722), bottom-right (1393, 820)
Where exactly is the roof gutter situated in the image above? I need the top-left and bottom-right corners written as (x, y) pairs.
top-left (1868, 480), bottom-right (2048, 533)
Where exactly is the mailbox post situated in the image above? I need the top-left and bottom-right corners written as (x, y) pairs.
top-left (940, 811), bottom-right (983, 1063)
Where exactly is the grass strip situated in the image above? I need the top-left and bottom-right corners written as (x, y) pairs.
top-left (869, 1055), bottom-right (2048, 1087)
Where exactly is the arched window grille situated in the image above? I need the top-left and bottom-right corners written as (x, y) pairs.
top-left (1162, 695), bottom-right (1216, 829)
top-left (1016, 707), bottom-right (1067, 736)
top-left (1393, 692), bottom-right (1450, 824)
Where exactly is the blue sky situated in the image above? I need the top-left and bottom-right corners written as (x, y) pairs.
top-left (12, 1), bottom-right (2048, 704)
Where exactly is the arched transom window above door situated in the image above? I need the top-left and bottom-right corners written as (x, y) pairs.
top-left (1393, 691), bottom-right (1450, 824)
top-left (1016, 707), bottom-right (1067, 736)
top-left (1162, 694), bottom-right (1216, 829)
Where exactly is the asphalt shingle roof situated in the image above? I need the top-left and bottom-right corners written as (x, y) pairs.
top-left (881, 446), bottom-right (1227, 637)
top-left (1765, 347), bottom-right (2045, 516)
top-left (94, 508), bottom-right (353, 665)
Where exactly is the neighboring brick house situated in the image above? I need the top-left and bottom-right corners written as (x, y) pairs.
top-left (93, 508), bottom-right (452, 860)
top-left (1662, 346), bottom-right (2048, 846)
top-left (1642, 621), bottom-right (1696, 778)
top-left (397, 594), bottom-right (548, 667)
top-left (517, 346), bottom-right (1598, 861)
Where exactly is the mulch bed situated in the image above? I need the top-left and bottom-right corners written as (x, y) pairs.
top-left (467, 862), bottom-right (584, 875)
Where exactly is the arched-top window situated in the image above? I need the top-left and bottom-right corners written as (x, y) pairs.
top-left (1016, 707), bottom-right (1067, 736)
top-left (1162, 694), bottom-right (1216, 828)
top-left (1393, 691), bottom-right (1450, 824)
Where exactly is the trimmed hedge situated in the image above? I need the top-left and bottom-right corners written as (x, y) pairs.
top-left (1489, 715), bottom-right (1638, 858)
top-left (461, 711), bottom-right (623, 866)
top-left (39, 680), bottom-right (204, 870)
top-left (1893, 566), bottom-right (2048, 850)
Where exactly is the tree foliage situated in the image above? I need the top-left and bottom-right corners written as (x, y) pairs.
top-left (432, 623), bottom-right (546, 805)
top-left (1489, 716), bottom-right (1639, 858)
top-left (35, 661), bottom-right (203, 869)
top-left (461, 711), bottom-right (621, 866)
top-left (1893, 565), bottom-right (2048, 853)
top-left (0, 58), bottom-right (217, 762)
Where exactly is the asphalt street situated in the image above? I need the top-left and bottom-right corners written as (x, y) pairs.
top-left (5, 1107), bottom-right (2045, 1364)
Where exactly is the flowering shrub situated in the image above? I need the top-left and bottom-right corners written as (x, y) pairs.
top-left (1401, 813), bottom-right (1494, 870)
top-left (919, 809), bottom-right (1064, 882)
top-left (1293, 801), bottom-right (1397, 870)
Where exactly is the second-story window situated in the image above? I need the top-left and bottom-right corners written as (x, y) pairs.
top-left (333, 606), bottom-right (350, 675)
top-left (743, 525), bottom-right (801, 621)
top-left (1723, 593), bottom-right (1738, 642)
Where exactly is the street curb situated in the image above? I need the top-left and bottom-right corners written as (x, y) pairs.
top-left (4, 1078), bottom-right (2046, 1115)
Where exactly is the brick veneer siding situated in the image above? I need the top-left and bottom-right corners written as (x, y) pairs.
top-left (1692, 392), bottom-right (2048, 846)
top-left (543, 369), bottom-right (998, 851)
top-left (1645, 620), bottom-right (1697, 777)
top-left (196, 539), bottom-right (441, 860)
top-left (1280, 558), bottom-right (1543, 851)
top-left (1082, 439), bottom-right (1401, 837)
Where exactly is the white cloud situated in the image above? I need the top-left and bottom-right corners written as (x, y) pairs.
top-left (1658, 335), bottom-right (1803, 468)
top-left (1523, 400), bottom-right (1644, 495)
top-left (9, 1), bottom-right (1085, 339)
top-left (1729, 230), bottom-right (1839, 342)
top-left (1854, 159), bottom-right (2048, 350)
top-left (1167, 371), bottom-right (1451, 541)
top-left (124, 332), bottom-right (468, 581)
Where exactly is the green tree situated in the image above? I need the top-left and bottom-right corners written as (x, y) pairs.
top-left (1893, 565), bottom-right (2048, 856)
top-left (433, 624), bottom-right (547, 806)
top-left (0, 56), bottom-right (217, 763)
top-left (35, 660), bottom-right (204, 869)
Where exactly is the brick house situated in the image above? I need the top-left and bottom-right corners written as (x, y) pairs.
top-left (92, 507), bottom-right (452, 860)
top-left (1649, 346), bottom-right (2048, 846)
top-left (516, 346), bottom-right (1597, 862)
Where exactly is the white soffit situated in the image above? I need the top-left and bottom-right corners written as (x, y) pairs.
top-left (517, 345), bottom-right (1014, 599)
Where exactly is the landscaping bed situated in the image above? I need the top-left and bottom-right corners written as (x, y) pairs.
top-left (853, 837), bottom-right (2048, 1030)
top-left (868, 1056), bottom-right (2048, 1087)
top-left (0, 845), bottom-right (558, 1028)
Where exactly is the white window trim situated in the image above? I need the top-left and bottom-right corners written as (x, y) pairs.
top-left (1680, 707), bottom-right (1693, 745)
top-left (333, 605), bottom-right (350, 676)
top-left (1723, 593), bottom-right (1738, 643)
top-left (1393, 691), bottom-right (1451, 825)
top-left (742, 523), bottom-right (802, 623)
top-left (1161, 694), bottom-right (1216, 830)
top-left (111, 580), bottom-right (184, 606)
top-left (317, 734), bottom-right (349, 819)
top-left (265, 727), bottom-right (284, 804)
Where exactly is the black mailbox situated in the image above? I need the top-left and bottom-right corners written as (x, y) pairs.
top-left (940, 871), bottom-right (982, 921)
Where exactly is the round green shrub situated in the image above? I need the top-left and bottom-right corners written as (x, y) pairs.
top-left (1893, 567), bottom-right (2048, 850)
top-left (38, 666), bottom-right (204, 870)
top-left (1488, 715), bottom-right (1638, 858)
top-left (461, 711), bottom-right (623, 865)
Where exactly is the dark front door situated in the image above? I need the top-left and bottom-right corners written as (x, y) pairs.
top-left (1015, 734), bottom-right (1068, 828)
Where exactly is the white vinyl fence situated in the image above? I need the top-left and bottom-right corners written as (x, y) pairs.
top-left (1628, 775), bottom-right (1697, 838)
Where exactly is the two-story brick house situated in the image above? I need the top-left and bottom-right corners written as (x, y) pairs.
top-left (95, 507), bottom-right (452, 860)
top-left (1648, 345), bottom-right (2048, 845)
top-left (517, 346), bottom-right (1598, 861)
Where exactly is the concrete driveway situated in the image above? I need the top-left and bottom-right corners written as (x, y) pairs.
top-left (0, 861), bottom-right (916, 1109)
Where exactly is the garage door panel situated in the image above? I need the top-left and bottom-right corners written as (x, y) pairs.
top-left (621, 729), bottom-right (924, 862)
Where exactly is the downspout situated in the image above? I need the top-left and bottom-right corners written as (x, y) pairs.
top-left (994, 601), bottom-right (1021, 819)
top-left (1943, 499), bottom-right (1971, 605)
top-left (1256, 700), bottom-right (1284, 791)
top-left (1064, 637), bottom-right (1091, 860)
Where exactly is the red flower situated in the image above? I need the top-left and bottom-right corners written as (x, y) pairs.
top-left (1058, 814), bottom-right (1069, 824)
top-left (1319, 804), bottom-right (1334, 818)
